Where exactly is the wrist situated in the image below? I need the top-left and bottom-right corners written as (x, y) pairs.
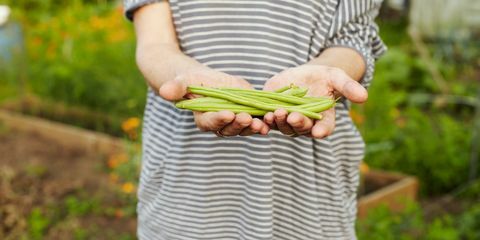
top-left (308, 47), bottom-right (366, 81)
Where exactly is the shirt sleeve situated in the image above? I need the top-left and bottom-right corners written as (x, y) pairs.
top-left (123, 0), bottom-right (164, 21)
top-left (325, 0), bottom-right (387, 89)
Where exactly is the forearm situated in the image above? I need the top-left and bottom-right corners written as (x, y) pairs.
top-left (133, 1), bottom-right (206, 92)
top-left (307, 47), bottom-right (366, 82)
top-left (136, 44), bottom-right (206, 91)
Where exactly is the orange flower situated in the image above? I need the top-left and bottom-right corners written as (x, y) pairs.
top-left (107, 30), bottom-right (128, 43)
top-left (107, 153), bottom-right (128, 169)
top-left (359, 162), bottom-right (369, 175)
top-left (114, 209), bottom-right (124, 218)
top-left (121, 182), bottom-right (136, 194)
top-left (31, 37), bottom-right (43, 47)
top-left (121, 117), bottom-right (141, 133)
top-left (90, 16), bottom-right (107, 30)
top-left (349, 109), bottom-right (365, 125)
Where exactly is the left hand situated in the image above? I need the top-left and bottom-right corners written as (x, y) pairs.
top-left (262, 65), bottom-right (368, 138)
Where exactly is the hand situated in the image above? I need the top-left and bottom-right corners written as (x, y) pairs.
top-left (159, 68), bottom-right (270, 136)
top-left (262, 65), bottom-right (368, 138)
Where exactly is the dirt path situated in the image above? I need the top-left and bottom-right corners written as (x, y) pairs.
top-left (0, 127), bottom-right (136, 239)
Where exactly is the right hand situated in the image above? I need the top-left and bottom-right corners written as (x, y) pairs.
top-left (159, 68), bottom-right (270, 136)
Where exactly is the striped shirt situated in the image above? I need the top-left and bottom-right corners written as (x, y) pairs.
top-left (124, 1), bottom-right (386, 239)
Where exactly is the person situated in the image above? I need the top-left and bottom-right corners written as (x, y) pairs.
top-left (124, 0), bottom-right (386, 239)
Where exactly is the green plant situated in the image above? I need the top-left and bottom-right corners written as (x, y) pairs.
top-left (424, 216), bottom-right (459, 240)
top-left (27, 208), bottom-right (51, 239)
top-left (356, 45), bottom-right (477, 195)
top-left (457, 204), bottom-right (480, 240)
top-left (0, 2), bottom-right (146, 123)
top-left (356, 201), bottom-right (479, 240)
top-left (64, 195), bottom-right (98, 217)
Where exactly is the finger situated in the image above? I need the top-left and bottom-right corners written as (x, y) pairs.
top-left (263, 112), bottom-right (278, 130)
top-left (264, 112), bottom-right (274, 125)
top-left (311, 108), bottom-right (336, 139)
top-left (159, 78), bottom-right (188, 101)
top-left (274, 109), bottom-right (295, 135)
top-left (194, 110), bottom-right (235, 132)
top-left (239, 118), bottom-right (266, 136)
top-left (287, 112), bottom-right (313, 135)
top-left (329, 69), bottom-right (368, 103)
top-left (260, 124), bottom-right (270, 135)
top-left (220, 113), bottom-right (252, 136)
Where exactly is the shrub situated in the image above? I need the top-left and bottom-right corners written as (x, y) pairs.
top-left (357, 47), bottom-right (477, 195)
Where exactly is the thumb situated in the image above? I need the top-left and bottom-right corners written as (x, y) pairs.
top-left (331, 71), bottom-right (368, 103)
top-left (159, 78), bottom-right (188, 101)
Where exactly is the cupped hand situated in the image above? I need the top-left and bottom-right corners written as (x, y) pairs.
top-left (263, 65), bottom-right (368, 138)
top-left (159, 68), bottom-right (269, 136)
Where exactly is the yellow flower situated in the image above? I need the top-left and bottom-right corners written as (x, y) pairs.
top-left (90, 16), bottom-right (107, 30)
top-left (107, 30), bottom-right (128, 43)
top-left (359, 163), bottom-right (370, 175)
top-left (121, 117), bottom-right (141, 133)
top-left (121, 182), bottom-right (136, 194)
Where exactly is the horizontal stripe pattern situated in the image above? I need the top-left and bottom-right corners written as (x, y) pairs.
top-left (123, 0), bottom-right (385, 239)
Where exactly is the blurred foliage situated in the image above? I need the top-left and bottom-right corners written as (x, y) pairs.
top-left (1, 0), bottom-right (145, 121)
top-left (105, 118), bottom-right (143, 217)
top-left (27, 208), bottom-right (50, 240)
top-left (24, 192), bottom-right (136, 239)
top-left (357, 201), bottom-right (480, 240)
top-left (354, 19), bottom-right (479, 195)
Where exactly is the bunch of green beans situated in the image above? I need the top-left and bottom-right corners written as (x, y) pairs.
top-left (175, 85), bottom-right (335, 120)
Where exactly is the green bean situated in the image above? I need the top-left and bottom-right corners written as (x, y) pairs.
top-left (179, 106), bottom-right (267, 116)
top-left (229, 92), bottom-right (295, 106)
top-left (282, 87), bottom-right (308, 97)
top-left (176, 100), bottom-right (268, 115)
top-left (188, 86), bottom-right (322, 119)
top-left (274, 85), bottom-right (292, 93)
top-left (216, 87), bottom-right (311, 104)
top-left (297, 100), bottom-right (336, 112)
top-left (176, 101), bottom-right (260, 111)
top-left (176, 97), bottom-right (231, 105)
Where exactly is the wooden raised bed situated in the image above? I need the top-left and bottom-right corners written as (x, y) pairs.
top-left (0, 109), bottom-right (419, 216)
top-left (358, 170), bottom-right (419, 218)
top-left (0, 109), bottom-right (124, 155)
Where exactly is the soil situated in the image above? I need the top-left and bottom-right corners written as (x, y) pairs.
top-left (0, 127), bottom-right (136, 239)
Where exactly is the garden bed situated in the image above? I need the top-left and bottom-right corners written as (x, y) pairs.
top-left (358, 171), bottom-right (419, 218)
top-left (0, 126), bottom-right (136, 239)
top-left (0, 96), bottom-right (125, 137)
top-left (0, 107), bottom-right (124, 155)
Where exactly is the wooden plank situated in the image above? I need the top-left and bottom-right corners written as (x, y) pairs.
top-left (358, 173), bottom-right (419, 218)
top-left (0, 109), bottom-right (124, 155)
